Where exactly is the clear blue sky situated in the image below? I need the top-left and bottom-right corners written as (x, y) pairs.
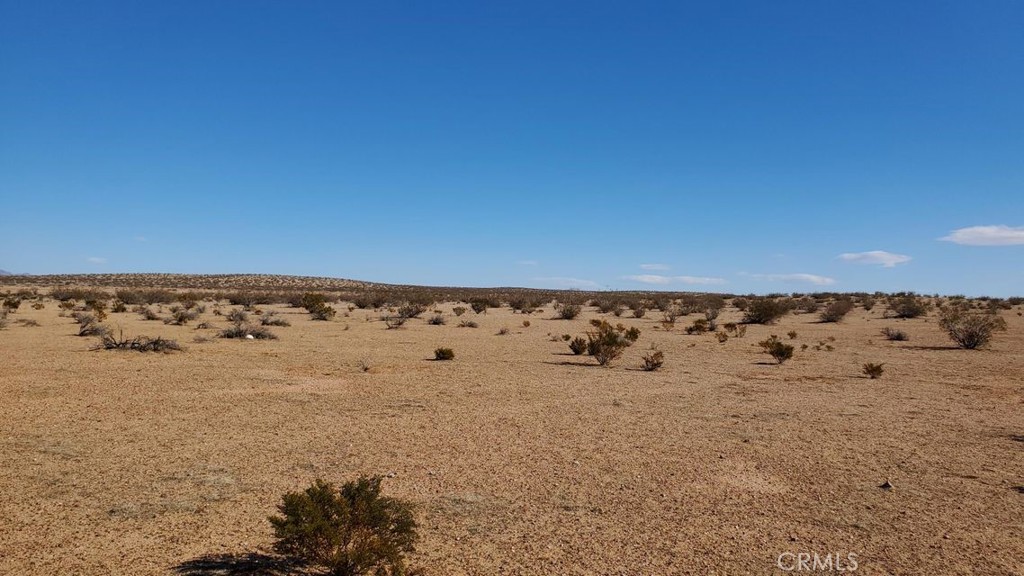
top-left (2, 1), bottom-right (1022, 295)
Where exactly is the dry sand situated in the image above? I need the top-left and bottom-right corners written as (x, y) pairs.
top-left (1, 298), bottom-right (1022, 575)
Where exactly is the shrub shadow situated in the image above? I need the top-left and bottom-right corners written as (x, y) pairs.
top-left (173, 553), bottom-right (310, 576)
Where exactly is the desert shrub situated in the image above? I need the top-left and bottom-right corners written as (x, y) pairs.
top-left (522, 320), bottom-right (530, 327)
top-left (742, 299), bottom-right (789, 324)
top-left (269, 476), bottom-right (419, 576)
top-left (881, 327), bottom-right (908, 341)
top-left (51, 287), bottom-right (109, 302)
top-left (496, 327), bottom-right (509, 335)
top-left (138, 306), bottom-right (162, 321)
top-left (886, 295), bottom-right (929, 319)
top-left (427, 314), bottom-right (446, 326)
top-left (586, 320), bottom-right (640, 366)
top-left (397, 303), bottom-right (427, 319)
top-left (862, 362), bottom-right (884, 379)
top-left (457, 320), bottom-right (478, 328)
top-left (111, 300), bottom-right (128, 313)
top-left (685, 318), bottom-right (708, 334)
top-left (166, 306), bottom-right (200, 325)
top-left (114, 288), bottom-right (175, 305)
top-left (703, 307), bottom-right (721, 331)
top-left (568, 336), bottom-right (588, 355)
top-left (16, 319), bottom-right (40, 327)
top-left (641, 348), bottom-right (664, 371)
top-left (796, 297), bottom-right (819, 314)
top-left (555, 302), bottom-right (582, 320)
top-left (434, 347), bottom-right (455, 361)
top-left (220, 321), bottom-right (277, 340)
top-left (97, 330), bottom-right (182, 352)
top-left (73, 312), bottom-right (109, 337)
top-left (297, 292), bottom-right (329, 311)
top-left (938, 309), bottom-right (1007, 349)
top-left (819, 299), bottom-right (855, 323)
top-left (261, 313), bottom-right (291, 327)
top-left (860, 296), bottom-right (876, 311)
top-left (732, 297), bottom-right (750, 311)
top-left (226, 309), bottom-right (249, 324)
top-left (716, 331), bottom-right (729, 343)
top-left (759, 335), bottom-right (794, 364)
top-left (32, 302), bottom-right (45, 310)
top-left (632, 306), bottom-right (646, 319)
top-left (3, 297), bottom-right (21, 311)
top-left (786, 330), bottom-right (798, 339)
top-left (310, 304), bottom-right (337, 321)
top-left (452, 306), bottom-right (467, 317)
top-left (0, 309), bottom-right (6, 329)
top-left (383, 316), bottom-right (407, 329)
top-left (470, 300), bottom-right (489, 314)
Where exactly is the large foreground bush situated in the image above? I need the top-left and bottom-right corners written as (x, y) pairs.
top-left (938, 309), bottom-right (1007, 349)
top-left (269, 476), bottom-right (420, 576)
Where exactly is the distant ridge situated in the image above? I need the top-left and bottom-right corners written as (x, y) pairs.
top-left (0, 269), bottom-right (11, 276)
top-left (0, 273), bottom-right (377, 291)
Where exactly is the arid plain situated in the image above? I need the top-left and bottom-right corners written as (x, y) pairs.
top-left (1, 276), bottom-right (1022, 575)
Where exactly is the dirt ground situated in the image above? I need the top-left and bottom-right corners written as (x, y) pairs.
top-left (1, 295), bottom-right (1022, 575)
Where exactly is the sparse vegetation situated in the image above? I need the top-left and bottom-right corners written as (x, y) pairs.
top-left (585, 320), bottom-right (640, 366)
top-left (457, 320), bottom-right (478, 328)
top-left (568, 336), bottom-right (588, 355)
top-left (882, 327), bottom-right (908, 341)
top-left (268, 476), bottom-right (419, 576)
top-left (862, 362), bottom-right (884, 379)
top-left (452, 306), bottom-right (467, 317)
top-left (819, 299), bottom-right (855, 323)
top-left (743, 298), bottom-right (790, 324)
top-left (97, 329), bottom-right (182, 352)
top-left (641, 348), bottom-right (664, 371)
top-left (434, 347), bottom-right (455, 360)
top-left (427, 314), bottom-right (446, 325)
top-left (886, 295), bottom-right (929, 319)
top-left (261, 313), bottom-right (291, 327)
top-left (938, 309), bottom-right (1007, 349)
top-left (759, 335), bottom-right (794, 364)
top-left (555, 301), bottom-right (582, 320)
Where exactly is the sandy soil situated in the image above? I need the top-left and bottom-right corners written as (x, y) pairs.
top-left (1, 297), bottom-right (1022, 575)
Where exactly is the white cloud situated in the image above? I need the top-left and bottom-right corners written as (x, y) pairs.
top-left (533, 277), bottom-right (602, 290)
top-left (838, 250), bottom-right (912, 268)
top-left (940, 225), bottom-right (1024, 246)
top-left (751, 273), bottom-right (836, 286)
top-left (623, 274), bottom-right (727, 286)
top-left (87, 257), bottom-right (107, 264)
top-left (639, 263), bottom-right (671, 271)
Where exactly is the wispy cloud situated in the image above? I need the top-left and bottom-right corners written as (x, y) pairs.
top-left (639, 263), bottom-right (670, 271)
top-left (751, 273), bottom-right (836, 286)
top-left (838, 250), bottom-right (911, 268)
top-left (940, 225), bottom-right (1024, 246)
top-left (533, 276), bottom-right (602, 290)
top-left (87, 256), bottom-right (107, 264)
top-left (623, 274), bottom-right (727, 285)
top-left (517, 259), bottom-right (539, 266)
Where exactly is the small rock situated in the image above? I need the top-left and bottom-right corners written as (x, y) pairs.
top-left (879, 480), bottom-right (894, 490)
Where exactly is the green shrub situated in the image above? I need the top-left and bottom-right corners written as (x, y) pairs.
top-left (434, 347), bottom-right (455, 361)
top-left (470, 300), bottom-right (488, 314)
top-left (310, 303), bottom-right (337, 321)
top-left (759, 335), bottom-right (794, 364)
top-left (586, 320), bottom-right (640, 366)
top-left (684, 318), bottom-right (708, 334)
top-left (938, 309), bottom-right (1007, 349)
top-left (452, 306), bottom-right (467, 317)
top-left (269, 477), bottom-right (419, 576)
top-left (742, 299), bottom-right (789, 324)
top-left (819, 299), bottom-right (854, 323)
top-left (887, 295), bottom-right (929, 319)
top-left (555, 302), bottom-right (582, 320)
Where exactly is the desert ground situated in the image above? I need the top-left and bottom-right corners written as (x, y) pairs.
top-left (1, 280), bottom-right (1022, 575)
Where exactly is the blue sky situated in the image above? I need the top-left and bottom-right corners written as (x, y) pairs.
top-left (1, 1), bottom-right (1021, 295)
